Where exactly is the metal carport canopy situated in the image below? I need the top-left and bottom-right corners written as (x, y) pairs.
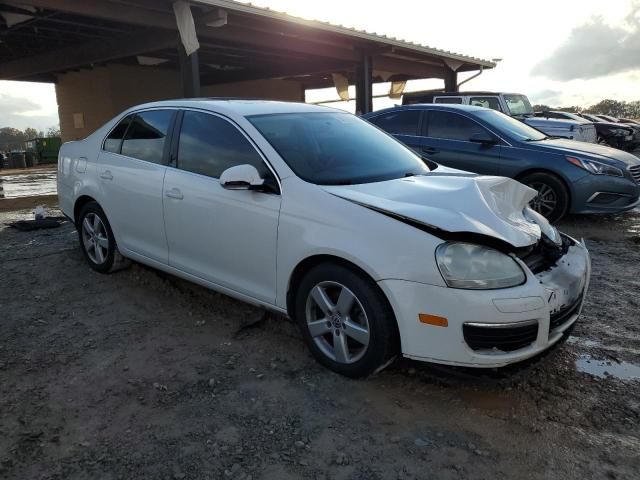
top-left (0, 0), bottom-right (496, 113)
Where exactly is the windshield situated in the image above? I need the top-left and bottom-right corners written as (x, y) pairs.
top-left (248, 112), bottom-right (430, 185)
top-left (557, 112), bottom-right (584, 122)
top-left (504, 94), bottom-right (534, 116)
top-left (582, 114), bottom-right (601, 122)
top-left (474, 109), bottom-right (547, 141)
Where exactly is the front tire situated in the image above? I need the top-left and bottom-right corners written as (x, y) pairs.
top-left (77, 201), bottom-right (129, 273)
top-left (520, 172), bottom-right (569, 223)
top-left (294, 263), bottom-right (398, 378)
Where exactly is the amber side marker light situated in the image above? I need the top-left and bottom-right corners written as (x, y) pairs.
top-left (418, 314), bottom-right (448, 327)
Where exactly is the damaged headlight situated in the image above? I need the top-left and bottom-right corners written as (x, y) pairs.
top-left (435, 242), bottom-right (526, 290)
top-left (523, 207), bottom-right (562, 246)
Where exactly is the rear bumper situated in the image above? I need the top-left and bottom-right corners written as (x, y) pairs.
top-left (380, 238), bottom-right (591, 368)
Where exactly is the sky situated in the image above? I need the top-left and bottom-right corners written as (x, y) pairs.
top-left (1, 0), bottom-right (639, 130)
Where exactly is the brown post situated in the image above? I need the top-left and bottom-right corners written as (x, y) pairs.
top-left (178, 43), bottom-right (200, 98)
top-left (355, 52), bottom-right (373, 115)
top-left (444, 68), bottom-right (458, 92)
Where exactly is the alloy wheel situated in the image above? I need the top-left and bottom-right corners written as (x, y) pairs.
top-left (529, 182), bottom-right (557, 218)
top-left (305, 281), bottom-right (370, 364)
top-left (81, 212), bottom-right (109, 264)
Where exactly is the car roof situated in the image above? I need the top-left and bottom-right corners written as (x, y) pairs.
top-left (403, 91), bottom-right (522, 97)
top-left (120, 98), bottom-right (340, 117)
top-left (364, 104), bottom-right (488, 116)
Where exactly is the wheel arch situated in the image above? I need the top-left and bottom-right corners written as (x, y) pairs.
top-left (73, 195), bottom-right (98, 225)
top-left (514, 168), bottom-right (573, 211)
top-left (286, 253), bottom-right (401, 352)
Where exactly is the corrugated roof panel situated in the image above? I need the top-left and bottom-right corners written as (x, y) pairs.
top-left (194, 0), bottom-right (496, 68)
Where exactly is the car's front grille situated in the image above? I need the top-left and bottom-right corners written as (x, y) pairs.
top-left (629, 165), bottom-right (640, 184)
top-left (463, 321), bottom-right (539, 352)
top-left (549, 295), bottom-right (583, 332)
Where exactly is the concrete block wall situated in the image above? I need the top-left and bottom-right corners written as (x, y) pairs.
top-left (55, 64), bottom-right (304, 142)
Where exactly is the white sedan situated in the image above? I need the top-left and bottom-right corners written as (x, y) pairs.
top-left (57, 100), bottom-right (590, 377)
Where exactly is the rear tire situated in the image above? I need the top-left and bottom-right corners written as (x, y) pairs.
top-left (293, 263), bottom-right (398, 378)
top-left (520, 172), bottom-right (569, 223)
top-left (77, 201), bottom-right (130, 273)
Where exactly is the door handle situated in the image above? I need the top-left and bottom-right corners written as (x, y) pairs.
top-left (100, 170), bottom-right (113, 180)
top-left (422, 147), bottom-right (439, 155)
top-left (165, 188), bottom-right (184, 200)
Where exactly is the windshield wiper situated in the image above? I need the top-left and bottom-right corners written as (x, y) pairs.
top-left (323, 179), bottom-right (353, 185)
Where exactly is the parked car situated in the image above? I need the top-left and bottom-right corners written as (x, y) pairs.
top-left (617, 117), bottom-right (640, 126)
top-left (575, 113), bottom-right (636, 150)
top-left (403, 91), bottom-right (597, 143)
top-left (58, 100), bottom-right (591, 377)
top-left (594, 114), bottom-right (640, 150)
top-left (363, 104), bottom-right (640, 222)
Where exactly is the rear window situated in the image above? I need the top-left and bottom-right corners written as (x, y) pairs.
top-left (371, 110), bottom-right (420, 135)
top-left (121, 110), bottom-right (174, 164)
top-left (103, 115), bottom-right (132, 153)
top-left (434, 97), bottom-right (463, 104)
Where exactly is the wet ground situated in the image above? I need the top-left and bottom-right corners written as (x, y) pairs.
top-left (0, 166), bottom-right (57, 198)
top-left (0, 198), bottom-right (639, 480)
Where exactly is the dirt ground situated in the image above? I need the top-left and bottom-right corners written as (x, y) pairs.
top-left (1, 198), bottom-right (639, 480)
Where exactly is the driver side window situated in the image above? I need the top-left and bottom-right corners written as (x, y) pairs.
top-left (177, 111), bottom-right (270, 179)
top-left (426, 111), bottom-right (487, 141)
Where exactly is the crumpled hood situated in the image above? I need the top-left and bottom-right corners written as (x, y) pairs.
top-left (526, 138), bottom-right (640, 166)
top-left (323, 174), bottom-right (542, 248)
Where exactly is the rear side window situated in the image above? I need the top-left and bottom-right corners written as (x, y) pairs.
top-left (434, 97), bottom-right (463, 104)
top-left (103, 115), bottom-right (132, 153)
top-left (372, 110), bottom-right (420, 135)
top-left (177, 111), bottom-right (268, 179)
top-left (121, 110), bottom-right (174, 164)
top-left (427, 111), bottom-right (486, 141)
top-left (469, 96), bottom-right (502, 112)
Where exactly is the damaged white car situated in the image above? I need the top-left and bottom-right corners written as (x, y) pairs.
top-left (57, 100), bottom-right (591, 377)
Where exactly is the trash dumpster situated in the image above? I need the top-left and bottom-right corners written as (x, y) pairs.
top-left (25, 137), bottom-right (61, 164)
top-left (25, 150), bottom-right (37, 168)
top-left (10, 151), bottom-right (26, 169)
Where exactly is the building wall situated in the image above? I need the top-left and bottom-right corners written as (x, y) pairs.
top-left (202, 78), bottom-right (304, 102)
top-left (56, 64), bottom-right (304, 142)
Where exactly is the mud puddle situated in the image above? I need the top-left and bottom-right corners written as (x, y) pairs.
top-left (0, 169), bottom-right (57, 198)
top-left (576, 355), bottom-right (640, 381)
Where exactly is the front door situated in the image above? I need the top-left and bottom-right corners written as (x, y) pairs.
top-left (418, 110), bottom-right (504, 175)
top-left (162, 110), bottom-right (281, 303)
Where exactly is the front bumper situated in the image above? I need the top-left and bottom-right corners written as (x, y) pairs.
top-left (379, 238), bottom-right (591, 368)
top-left (571, 173), bottom-right (640, 214)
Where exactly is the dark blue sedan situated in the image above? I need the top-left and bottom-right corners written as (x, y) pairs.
top-left (363, 104), bottom-right (640, 222)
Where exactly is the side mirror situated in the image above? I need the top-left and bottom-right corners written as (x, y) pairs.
top-left (220, 164), bottom-right (265, 190)
top-left (469, 132), bottom-right (498, 145)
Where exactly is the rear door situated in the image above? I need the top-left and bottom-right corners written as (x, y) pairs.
top-left (417, 110), bottom-right (505, 175)
top-left (97, 109), bottom-right (175, 263)
top-left (162, 110), bottom-right (281, 303)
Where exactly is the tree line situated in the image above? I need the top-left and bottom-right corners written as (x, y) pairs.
top-left (0, 125), bottom-right (61, 152)
top-left (532, 99), bottom-right (640, 118)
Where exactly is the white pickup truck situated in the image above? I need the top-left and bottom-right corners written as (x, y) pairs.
top-left (402, 91), bottom-right (597, 144)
